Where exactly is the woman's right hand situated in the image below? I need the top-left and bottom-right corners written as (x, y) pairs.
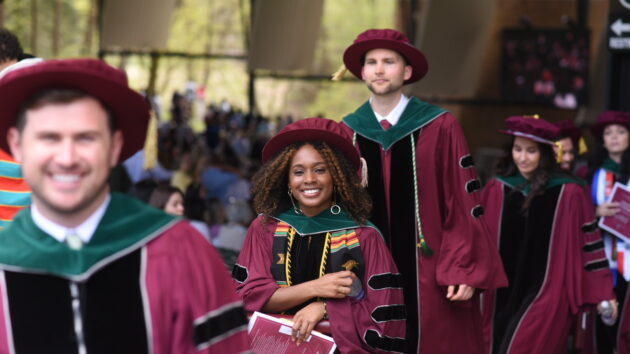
top-left (262, 270), bottom-right (356, 312)
top-left (597, 202), bottom-right (621, 217)
top-left (311, 270), bottom-right (355, 299)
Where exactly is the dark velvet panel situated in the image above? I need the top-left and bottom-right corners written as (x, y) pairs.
top-left (460, 155), bottom-right (475, 168)
top-left (371, 304), bottom-right (406, 322)
top-left (472, 205), bottom-right (484, 218)
top-left (4, 250), bottom-right (149, 354)
top-left (232, 264), bottom-right (248, 283)
top-left (585, 259), bottom-right (609, 272)
top-left (466, 179), bottom-right (482, 193)
top-left (368, 273), bottom-right (403, 290)
top-left (583, 240), bottom-right (605, 253)
top-left (285, 234), bottom-right (327, 314)
top-left (357, 135), bottom-right (387, 243)
top-left (581, 220), bottom-right (599, 233)
top-left (83, 250), bottom-right (148, 354)
top-left (357, 130), bottom-right (421, 353)
top-left (493, 185), bottom-right (561, 354)
top-left (5, 271), bottom-right (78, 354)
top-left (364, 329), bottom-right (406, 353)
top-left (193, 305), bottom-right (248, 347)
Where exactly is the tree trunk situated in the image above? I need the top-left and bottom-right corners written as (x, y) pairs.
top-left (0, 0), bottom-right (5, 28)
top-left (396, 0), bottom-right (418, 42)
top-left (30, 0), bottom-right (38, 55)
top-left (147, 52), bottom-right (159, 96)
top-left (202, 0), bottom-right (213, 89)
top-left (52, 0), bottom-right (61, 57)
top-left (83, 0), bottom-right (97, 55)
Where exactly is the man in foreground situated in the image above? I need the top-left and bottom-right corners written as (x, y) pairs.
top-left (0, 58), bottom-right (250, 353)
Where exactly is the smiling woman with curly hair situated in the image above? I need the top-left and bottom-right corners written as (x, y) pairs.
top-left (251, 139), bottom-right (372, 225)
top-left (233, 118), bottom-right (406, 353)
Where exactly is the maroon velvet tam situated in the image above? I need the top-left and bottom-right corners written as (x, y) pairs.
top-left (499, 115), bottom-right (560, 145)
top-left (0, 58), bottom-right (149, 161)
top-left (262, 117), bottom-right (360, 169)
top-left (554, 119), bottom-right (582, 144)
top-left (590, 110), bottom-right (630, 137)
top-left (343, 28), bottom-right (428, 84)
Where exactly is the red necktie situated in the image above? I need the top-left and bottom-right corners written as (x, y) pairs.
top-left (380, 120), bottom-right (392, 131)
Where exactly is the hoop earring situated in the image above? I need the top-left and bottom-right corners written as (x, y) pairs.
top-left (288, 188), bottom-right (302, 215)
top-left (330, 187), bottom-right (341, 215)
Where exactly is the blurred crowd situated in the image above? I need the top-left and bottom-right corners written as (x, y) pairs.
top-left (115, 92), bottom-right (295, 268)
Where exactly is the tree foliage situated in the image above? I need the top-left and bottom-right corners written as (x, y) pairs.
top-left (2, 0), bottom-right (397, 120)
top-left (4, 0), bottom-right (97, 58)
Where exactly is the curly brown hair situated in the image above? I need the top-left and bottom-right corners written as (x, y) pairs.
top-left (252, 141), bottom-right (372, 224)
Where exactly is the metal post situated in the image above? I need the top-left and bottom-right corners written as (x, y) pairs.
top-left (248, 0), bottom-right (256, 114)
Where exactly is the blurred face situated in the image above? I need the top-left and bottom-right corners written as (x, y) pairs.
top-left (288, 144), bottom-right (333, 217)
top-left (179, 153), bottom-right (192, 172)
top-left (603, 124), bottom-right (629, 159)
top-left (8, 97), bottom-right (123, 226)
top-left (553, 137), bottom-right (575, 171)
top-left (164, 192), bottom-right (184, 216)
top-left (361, 48), bottom-right (412, 97)
top-left (512, 136), bottom-right (541, 180)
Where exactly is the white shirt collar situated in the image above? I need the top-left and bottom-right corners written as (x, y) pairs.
top-left (370, 94), bottom-right (409, 127)
top-left (31, 195), bottom-right (111, 244)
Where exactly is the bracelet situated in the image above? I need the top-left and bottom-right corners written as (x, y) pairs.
top-left (322, 301), bottom-right (328, 320)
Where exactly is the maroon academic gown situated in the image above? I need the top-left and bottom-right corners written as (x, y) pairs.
top-left (0, 193), bottom-right (251, 354)
top-left (234, 215), bottom-right (406, 353)
top-left (342, 99), bottom-right (507, 353)
top-left (481, 178), bottom-right (614, 354)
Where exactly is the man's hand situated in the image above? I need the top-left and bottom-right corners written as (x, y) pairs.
top-left (291, 301), bottom-right (326, 345)
top-left (446, 284), bottom-right (475, 301)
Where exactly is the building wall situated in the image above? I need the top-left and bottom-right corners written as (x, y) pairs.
top-left (409, 0), bottom-right (611, 170)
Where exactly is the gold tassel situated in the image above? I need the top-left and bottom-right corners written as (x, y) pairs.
top-left (143, 110), bottom-right (158, 170)
top-left (331, 64), bottom-right (348, 81)
top-left (554, 141), bottom-right (564, 164)
top-left (524, 114), bottom-right (540, 119)
top-left (579, 137), bottom-right (588, 155)
top-left (360, 157), bottom-right (368, 188)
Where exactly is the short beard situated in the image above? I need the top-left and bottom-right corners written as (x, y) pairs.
top-left (367, 82), bottom-right (403, 97)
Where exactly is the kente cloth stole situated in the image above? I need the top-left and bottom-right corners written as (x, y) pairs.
top-left (270, 222), bottom-right (366, 287)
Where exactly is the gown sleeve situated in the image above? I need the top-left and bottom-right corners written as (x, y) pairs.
top-left (563, 184), bottom-right (614, 312)
top-left (152, 221), bottom-right (251, 353)
top-left (232, 216), bottom-right (279, 312)
top-left (433, 114), bottom-right (507, 290)
top-left (327, 227), bottom-right (407, 353)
